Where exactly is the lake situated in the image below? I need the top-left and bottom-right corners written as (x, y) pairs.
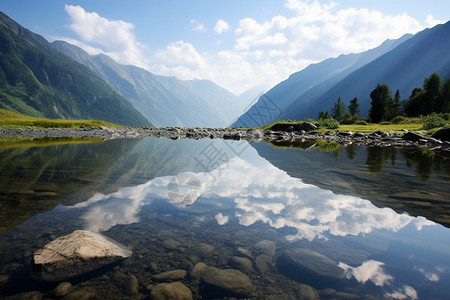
top-left (0, 137), bottom-right (449, 299)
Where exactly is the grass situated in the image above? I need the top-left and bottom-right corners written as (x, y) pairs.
top-left (262, 117), bottom-right (449, 136)
top-left (0, 136), bottom-right (104, 150)
top-left (0, 109), bottom-right (120, 129)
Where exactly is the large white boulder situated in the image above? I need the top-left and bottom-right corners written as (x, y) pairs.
top-left (32, 230), bottom-right (132, 281)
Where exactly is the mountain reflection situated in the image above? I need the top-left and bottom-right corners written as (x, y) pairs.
top-left (69, 146), bottom-right (434, 241)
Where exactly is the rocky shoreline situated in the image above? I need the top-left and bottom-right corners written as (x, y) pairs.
top-left (1, 123), bottom-right (450, 150)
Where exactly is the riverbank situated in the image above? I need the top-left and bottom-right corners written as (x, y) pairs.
top-left (1, 124), bottom-right (449, 150)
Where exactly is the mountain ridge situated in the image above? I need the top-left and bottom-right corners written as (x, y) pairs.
top-left (281, 21), bottom-right (450, 120)
top-left (53, 41), bottom-right (246, 127)
top-left (233, 21), bottom-right (450, 126)
top-left (0, 11), bottom-right (151, 127)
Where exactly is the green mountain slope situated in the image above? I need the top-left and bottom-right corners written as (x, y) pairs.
top-left (0, 12), bottom-right (150, 126)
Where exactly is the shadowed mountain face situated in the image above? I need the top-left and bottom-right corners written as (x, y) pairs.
top-left (0, 12), bottom-right (150, 127)
top-left (282, 21), bottom-right (450, 121)
top-left (233, 21), bottom-right (450, 126)
top-left (53, 41), bottom-right (246, 127)
top-left (232, 34), bottom-right (411, 127)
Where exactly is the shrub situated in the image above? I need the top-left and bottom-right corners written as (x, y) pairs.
top-left (318, 118), bottom-right (340, 129)
top-left (440, 113), bottom-right (450, 121)
top-left (380, 121), bottom-right (391, 125)
top-left (356, 120), bottom-right (368, 125)
top-left (391, 116), bottom-right (406, 124)
top-left (422, 113), bottom-right (446, 129)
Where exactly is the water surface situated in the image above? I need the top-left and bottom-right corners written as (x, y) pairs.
top-left (0, 137), bottom-right (449, 299)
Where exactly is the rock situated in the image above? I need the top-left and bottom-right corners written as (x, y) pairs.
top-left (151, 282), bottom-right (193, 300)
top-left (353, 132), bottom-right (366, 138)
top-left (126, 274), bottom-right (139, 295)
top-left (428, 137), bottom-right (442, 144)
top-left (50, 282), bottom-right (72, 297)
top-left (162, 239), bottom-right (180, 250)
top-left (299, 122), bottom-right (318, 132)
top-left (254, 254), bottom-right (274, 275)
top-left (254, 240), bottom-right (276, 257)
top-left (431, 127), bottom-right (450, 141)
top-left (228, 256), bottom-right (254, 273)
top-left (202, 267), bottom-right (255, 297)
top-left (278, 248), bottom-right (344, 280)
top-left (153, 269), bottom-right (187, 282)
top-left (61, 289), bottom-right (95, 300)
top-left (269, 122), bottom-right (317, 132)
top-left (32, 230), bottom-right (132, 281)
top-left (236, 246), bottom-right (252, 258)
top-left (337, 131), bottom-right (353, 136)
top-left (372, 130), bottom-right (387, 137)
top-left (294, 284), bottom-right (319, 300)
top-left (191, 262), bottom-right (208, 279)
top-left (402, 131), bottom-right (426, 142)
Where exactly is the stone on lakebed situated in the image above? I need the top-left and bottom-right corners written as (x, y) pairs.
top-left (32, 230), bottom-right (132, 281)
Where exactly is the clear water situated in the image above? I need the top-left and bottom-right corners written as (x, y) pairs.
top-left (0, 137), bottom-right (449, 299)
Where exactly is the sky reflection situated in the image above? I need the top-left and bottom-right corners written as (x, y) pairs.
top-left (69, 146), bottom-right (435, 241)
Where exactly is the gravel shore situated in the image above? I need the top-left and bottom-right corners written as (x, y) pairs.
top-left (1, 125), bottom-right (449, 150)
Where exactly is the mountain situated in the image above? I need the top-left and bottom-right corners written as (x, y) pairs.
top-left (0, 12), bottom-right (150, 127)
top-left (281, 21), bottom-right (450, 120)
top-left (232, 35), bottom-right (411, 127)
top-left (53, 41), bottom-right (245, 127)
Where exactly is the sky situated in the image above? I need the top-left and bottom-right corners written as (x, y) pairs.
top-left (1, 0), bottom-right (449, 95)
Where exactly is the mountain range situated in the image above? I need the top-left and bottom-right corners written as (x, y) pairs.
top-left (0, 12), bottom-right (150, 127)
top-left (1, 10), bottom-right (449, 129)
top-left (52, 41), bottom-right (247, 127)
top-left (233, 21), bottom-right (450, 127)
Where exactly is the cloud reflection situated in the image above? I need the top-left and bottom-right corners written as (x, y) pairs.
top-left (68, 151), bottom-right (435, 241)
top-left (386, 285), bottom-right (418, 300)
top-left (339, 260), bottom-right (393, 286)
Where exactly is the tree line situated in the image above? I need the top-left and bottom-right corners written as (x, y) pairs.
top-left (320, 73), bottom-right (450, 124)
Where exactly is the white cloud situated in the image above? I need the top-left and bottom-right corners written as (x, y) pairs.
top-left (190, 19), bottom-right (205, 31)
top-left (215, 19), bottom-right (230, 34)
top-left (64, 5), bottom-right (148, 69)
top-left (154, 41), bottom-right (206, 69)
top-left (425, 14), bottom-right (445, 27)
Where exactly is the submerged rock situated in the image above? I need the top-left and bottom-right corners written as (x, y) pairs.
top-left (150, 282), bottom-right (193, 300)
top-left (202, 266), bottom-right (255, 297)
top-left (32, 230), bottom-right (132, 281)
top-left (277, 248), bottom-right (345, 288)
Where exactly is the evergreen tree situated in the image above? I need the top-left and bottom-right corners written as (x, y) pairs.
top-left (318, 111), bottom-right (330, 120)
top-left (369, 84), bottom-right (392, 123)
top-left (385, 89), bottom-right (400, 120)
top-left (348, 97), bottom-right (360, 116)
top-left (423, 73), bottom-right (442, 114)
top-left (331, 97), bottom-right (347, 122)
top-left (438, 79), bottom-right (450, 113)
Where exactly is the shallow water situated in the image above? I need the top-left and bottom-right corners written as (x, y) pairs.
top-left (0, 137), bottom-right (449, 299)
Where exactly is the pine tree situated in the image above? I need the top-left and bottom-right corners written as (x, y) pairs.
top-left (348, 97), bottom-right (359, 116)
top-left (331, 97), bottom-right (347, 122)
top-left (369, 84), bottom-right (392, 123)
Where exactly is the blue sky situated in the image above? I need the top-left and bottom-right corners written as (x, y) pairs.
top-left (1, 0), bottom-right (449, 94)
